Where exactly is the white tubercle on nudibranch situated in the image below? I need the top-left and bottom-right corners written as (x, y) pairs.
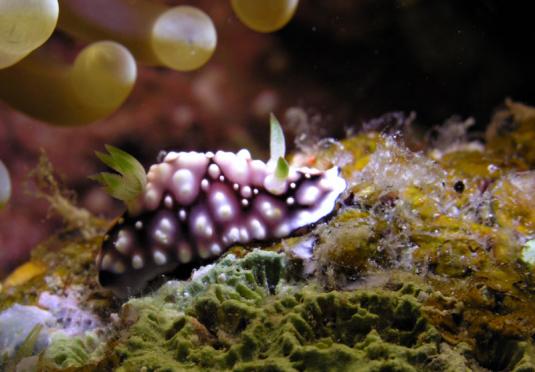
top-left (96, 149), bottom-right (346, 296)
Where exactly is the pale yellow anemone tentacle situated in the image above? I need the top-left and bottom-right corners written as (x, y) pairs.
top-left (58, 1), bottom-right (217, 71)
top-left (0, 41), bottom-right (137, 126)
top-left (231, 0), bottom-right (299, 33)
top-left (0, 0), bottom-right (59, 69)
top-left (0, 159), bottom-right (11, 210)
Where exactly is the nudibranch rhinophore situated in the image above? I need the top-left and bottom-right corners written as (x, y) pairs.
top-left (94, 117), bottom-right (346, 297)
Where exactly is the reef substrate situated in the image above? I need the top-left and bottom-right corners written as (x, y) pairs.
top-left (2, 100), bottom-right (535, 371)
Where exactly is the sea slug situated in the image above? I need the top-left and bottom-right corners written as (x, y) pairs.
top-left (94, 117), bottom-right (346, 296)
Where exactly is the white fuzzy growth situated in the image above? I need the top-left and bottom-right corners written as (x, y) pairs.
top-left (521, 240), bottom-right (535, 266)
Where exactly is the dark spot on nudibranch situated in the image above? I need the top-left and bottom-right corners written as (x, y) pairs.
top-left (96, 149), bottom-right (346, 297)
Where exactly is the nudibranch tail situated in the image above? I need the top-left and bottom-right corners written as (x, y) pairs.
top-left (94, 118), bottom-right (346, 297)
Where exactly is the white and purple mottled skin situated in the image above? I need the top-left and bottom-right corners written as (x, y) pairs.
top-left (96, 149), bottom-right (346, 296)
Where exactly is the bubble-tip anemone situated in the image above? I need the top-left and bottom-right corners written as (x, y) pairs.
top-left (0, 41), bottom-right (137, 125)
top-left (58, 0), bottom-right (217, 72)
top-left (0, 0), bottom-right (59, 69)
top-left (231, 0), bottom-right (299, 33)
top-left (0, 159), bottom-right (11, 210)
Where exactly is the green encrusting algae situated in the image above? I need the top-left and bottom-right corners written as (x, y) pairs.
top-left (89, 251), bottom-right (459, 371)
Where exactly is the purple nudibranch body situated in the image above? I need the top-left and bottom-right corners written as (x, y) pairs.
top-left (96, 149), bottom-right (346, 296)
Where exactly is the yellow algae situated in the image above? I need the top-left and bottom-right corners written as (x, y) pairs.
top-left (3, 262), bottom-right (46, 288)
top-left (487, 100), bottom-right (535, 168)
top-left (438, 150), bottom-right (499, 179)
top-left (491, 172), bottom-right (535, 233)
top-left (402, 185), bottom-right (441, 220)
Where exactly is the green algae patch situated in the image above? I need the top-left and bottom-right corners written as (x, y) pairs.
top-left (40, 332), bottom-right (105, 370)
top-left (105, 252), bottom-right (466, 371)
top-left (113, 283), bottom-right (464, 371)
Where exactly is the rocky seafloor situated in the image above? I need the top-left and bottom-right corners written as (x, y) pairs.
top-left (2, 100), bottom-right (535, 371)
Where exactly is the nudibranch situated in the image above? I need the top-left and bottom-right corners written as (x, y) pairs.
top-left (93, 116), bottom-right (346, 296)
